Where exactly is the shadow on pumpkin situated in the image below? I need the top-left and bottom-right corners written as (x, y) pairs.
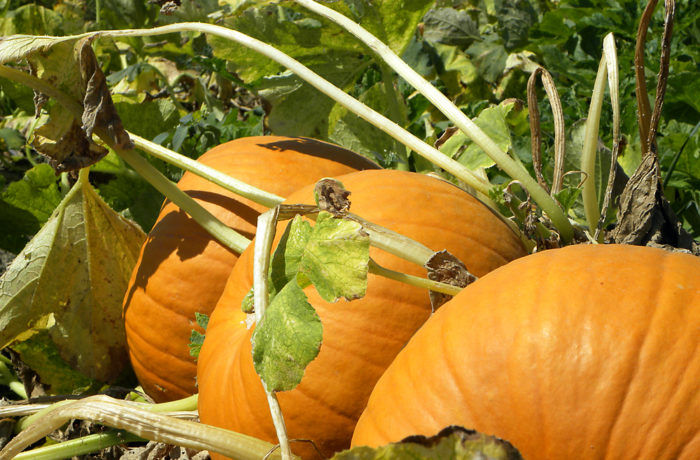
top-left (122, 189), bottom-right (258, 315)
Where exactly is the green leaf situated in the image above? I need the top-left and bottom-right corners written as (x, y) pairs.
top-left (333, 426), bottom-right (523, 460)
top-left (328, 80), bottom-right (408, 165)
top-left (0, 4), bottom-right (65, 37)
top-left (0, 164), bottom-right (62, 253)
top-left (11, 331), bottom-right (99, 395)
top-left (251, 280), bottom-right (322, 392)
top-left (188, 312), bottom-right (209, 358)
top-left (258, 57), bottom-right (367, 138)
top-left (495, 0), bottom-right (537, 51)
top-left (0, 172), bottom-right (145, 384)
top-left (422, 7), bottom-right (480, 48)
top-left (112, 95), bottom-right (180, 141)
top-left (298, 211), bottom-right (369, 303)
top-left (269, 216), bottom-right (313, 295)
top-left (439, 100), bottom-right (524, 171)
top-left (466, 37), bottom-right (508, 83)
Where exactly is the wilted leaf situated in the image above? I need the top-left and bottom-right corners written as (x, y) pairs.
top-left (0, 171), bottom-right (145, 384)
top-left (425, 250), bottom-right (475, 309)
top-left (1, 34), bottom-right (131, 171)
top-left (251, 280), bottom-right (322, 392)
top-left (334, 426), bottom-right (523, 459)
top-left (298, 211), bottom-right (370, 302)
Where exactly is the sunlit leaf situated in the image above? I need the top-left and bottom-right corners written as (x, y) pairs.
top-left (251, 280), bottom-right (322, 392)
top-left (298, 211), bottom-right (369, 302)
top-left (0, 171), bottom-right (145, 384)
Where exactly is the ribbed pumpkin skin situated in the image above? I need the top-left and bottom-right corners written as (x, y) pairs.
top-left (122, 136), bottom-right (378, 402)
top-left (352, 244), bottom-right (700, 460)
top-left (197, 169), bottom-right (527, 459)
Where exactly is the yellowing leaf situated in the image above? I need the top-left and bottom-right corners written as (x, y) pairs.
top-left (0, 170), bottom-right (145, 384)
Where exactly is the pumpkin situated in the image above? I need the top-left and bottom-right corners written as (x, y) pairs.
top-left (122, 136), bottom-right (378, 402)
top-left (196, 169), bottom-right (527, 459)
top-left (352, 244), bottom-right (700, 460)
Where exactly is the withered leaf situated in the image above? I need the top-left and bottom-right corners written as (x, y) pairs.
top-left (425, 250), bottom-right (475, 309)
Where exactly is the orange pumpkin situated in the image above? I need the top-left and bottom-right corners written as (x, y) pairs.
top-left (122, 136), bottom-right (377, 402)
top-left (196, 169), bottom-right (527, 459)
top-left (352, 244), bottom-right (700, 460)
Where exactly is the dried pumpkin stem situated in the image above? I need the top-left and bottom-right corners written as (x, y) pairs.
top-left (0, 395), bottom-right (287, 460)
top-left (527, 67), bottom-right (566, 195)
top-left (295, 0), bottom-right (573, 243)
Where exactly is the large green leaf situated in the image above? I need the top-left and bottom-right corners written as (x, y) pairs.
top-left (209, 0), bottom-right (432, 139)
top-left (0, 171), bottom-right (145, 385)
top-left (251, 279), bottom-right (322, 392)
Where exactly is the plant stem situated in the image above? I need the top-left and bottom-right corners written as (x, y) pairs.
top-left (595, 34), bottom-right (621, 240)
top-left (13, 430), bottom-right (144, 460)
top-left (294, 0), bottom-right (574, 243)
top-left (113, 144), bottom-right (250, 253)
top-left (0, 358), bottom-right (27, 400)
top-left (88, 24), bottom-right (495, 202)
top-left (15, 394), bottom-right (199, 433)
top-left (253, 207), bottom-right (293, 460)
top-left (581, 54), bottom-right (608, 236)
top-left (129, 133), bottom-right (284, 208)
top-left (368, 259), bottom-right (461, 296)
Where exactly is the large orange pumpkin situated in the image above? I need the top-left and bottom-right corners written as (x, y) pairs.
top-left (352, 244), bottom-right (700, 460)
top-left (196, 169), bottom-right (527, 459)
top-left (122, 136), bottom-right (378, 402)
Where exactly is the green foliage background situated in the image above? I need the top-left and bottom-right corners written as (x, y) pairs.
top-left (1, 0), bottom-right (698, 254)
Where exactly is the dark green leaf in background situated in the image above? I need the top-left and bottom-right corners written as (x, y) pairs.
top-left (0, 164), bottom-right (62, 253)
top-left (422, 7), bottom-right (479, 48)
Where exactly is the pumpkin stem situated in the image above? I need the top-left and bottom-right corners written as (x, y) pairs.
top-left (2, 395), bottom-right (285, 460)
top-left (253, 207), bottom-right (295, 460)
top-left (294, 0), bottom-right (574, 244)
top-left (129, 133), bottom-right (284, 209)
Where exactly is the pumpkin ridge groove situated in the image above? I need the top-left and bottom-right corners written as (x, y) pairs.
top-left (603, 251), bottom-right (667, 459)
top-left (311, 334), bottom-right (387, 374)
